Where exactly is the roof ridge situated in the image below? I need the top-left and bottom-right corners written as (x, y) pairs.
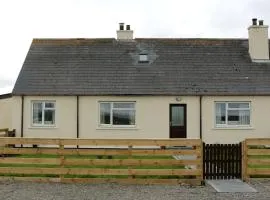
top-left (135, 38), bottom-right (248, 40)
top-left (32, 38), bottom-right (115, 45)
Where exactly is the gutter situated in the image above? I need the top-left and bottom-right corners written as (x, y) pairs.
top-left (0, 93), bottom-right (12, 99)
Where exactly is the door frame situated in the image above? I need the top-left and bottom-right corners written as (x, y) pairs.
top-left (169, 104), bottom-right (187, 138)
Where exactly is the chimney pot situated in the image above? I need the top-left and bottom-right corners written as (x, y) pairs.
top-left (252, 18), bottom-right (257, 25)
top-left (259, 20), bottom-right (264, 26)
top-left (126, 25), bottom-right (130, 30)
top-left (119, 23), bottom-right (124, 30)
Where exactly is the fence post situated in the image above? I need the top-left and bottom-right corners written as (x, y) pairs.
top-left (128, 145), bottom-right (133, 179)
top-left (242, 140), bottom-right (247, 182)
top-left (59, 141), bottom-right (65, 182)
top-left (200, 140), bottom-right (204, 184)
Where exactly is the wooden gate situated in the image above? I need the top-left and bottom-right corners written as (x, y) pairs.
top-left (203, 143), bottom-right (242, 179)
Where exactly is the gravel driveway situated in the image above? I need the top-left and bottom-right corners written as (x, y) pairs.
top-left (1, 180), bottom-right (270, 200)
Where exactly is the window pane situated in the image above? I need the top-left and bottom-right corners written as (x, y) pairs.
top-left (171, 106), bottom-right (184, 126)
top-left (228, 103), bottom-right (249, 109)
top-left (45, 102), bottom-right (55, 108)
top-left (228, 110), bottom-right (239, 125)
top-left (113, 110), bottom-right (135, 125)
top-left (216, 103), bottom-right (226, 124)
top-left (139, 54), bottom-right (148, 61)
top-left (239, 110), bottom-right (250, 125)
top-left (33, 103), bottom-right (42, 124)
top-left (113, 103), bottom-right (135, 109)
top-left (228, 110), bottom-right (250, 125)
top-left (100, 103), bottom-right (111, 124)
top-left (44, 110), bottom-right (55, 125)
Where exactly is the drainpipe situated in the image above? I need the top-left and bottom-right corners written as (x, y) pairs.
top-left (21, 95), bottom-right (24, 138)
top-left (199, 96), bottom-right (202, 140)
top-left (21, 95), bottom-right (24, 147)
top-left (76, 96), bottom-right (79, 148)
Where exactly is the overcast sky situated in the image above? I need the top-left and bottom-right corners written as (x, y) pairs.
top-left (0, 0), bottom-right (269, 94)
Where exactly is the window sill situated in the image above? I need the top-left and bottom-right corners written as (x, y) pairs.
top-left (213, 126), bottom-right (254, 130)
top-left (96, 126), bottom-right (139, 130)
top-left (29, 125), bottom-right (58, 129)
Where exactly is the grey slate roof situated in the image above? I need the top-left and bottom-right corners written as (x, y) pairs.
top-left (12, 38), bottom-right (270, 96)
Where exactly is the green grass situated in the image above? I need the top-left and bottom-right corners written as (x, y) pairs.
top-left (16, 154), bottom-right (173, 159)
top-left (248, 165), bottom-right (270, 168)
top-left (0, 164), bottom-right (58, 168)
top-left (0, 174), bottom-right (191, 179)
top-left (17, 154), bottom-right (60, 158)
top-left (0, 163), bottom-right (185, 169)
top-left (247, 154), bottom-right (270, 178)
top-left (250, 175), bottom-right (270, 178)
top-left (63, 175), bottom-right (188, 179)
top-left (248, 155), bottom-right (270, 168)
top-left (248, 155), bottom-right (270, 159)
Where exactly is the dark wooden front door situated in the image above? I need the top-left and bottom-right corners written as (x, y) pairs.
top-left (169, 104), bottom-right (186, 138)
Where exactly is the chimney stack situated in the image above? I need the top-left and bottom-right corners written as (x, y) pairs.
top-left (117, 23), bottom-right (133, 40)
top-left (248, 18), bottom-right (269, 61)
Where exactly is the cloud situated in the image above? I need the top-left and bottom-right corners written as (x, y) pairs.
top-left (0, 79), bottom-right (14, 88)
top-left (207, 0), bottom-right (270, 37)
top-left (0, 85), bottom-right (13, 95)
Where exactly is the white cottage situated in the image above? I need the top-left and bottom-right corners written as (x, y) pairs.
top-left (10, 19), bottom-right (270, 143)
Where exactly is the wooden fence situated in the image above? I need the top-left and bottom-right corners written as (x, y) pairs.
top-left (0, 137), bottom-right (203, 185)
top-left (242, 138), bottom-right (270, 181)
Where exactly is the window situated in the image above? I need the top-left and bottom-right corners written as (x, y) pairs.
top-left (215, 102), bottom-right (250, 127)
top-left (32, 101), bottom-right (56, 126)
top-left (139, 54), bottom-right (149, 63)
top-left (99, 102), bottom-right (136, 127)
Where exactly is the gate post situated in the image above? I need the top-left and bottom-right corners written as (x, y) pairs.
top-left (200, 140), bottom-right (204, 184)
top-left (241, 140), bottom-right (247, 181)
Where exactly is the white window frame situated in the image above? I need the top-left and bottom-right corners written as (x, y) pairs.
top-left (215, 101), bottom-right (251, 128)
top-left (31, 101), bottom-right (56, 127)
top-left (99, 102), bottom-right (136, 128)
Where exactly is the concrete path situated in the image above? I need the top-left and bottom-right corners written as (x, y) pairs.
top-left (206, 179), bottom-right (257, 193)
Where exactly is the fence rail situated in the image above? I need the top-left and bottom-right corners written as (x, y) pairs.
top-left (0, 137), bottom-right (201, 146)
top-left (0, 137), bottom-right (203, 185)
top-left (243, 138), bottom-right (270, 181)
